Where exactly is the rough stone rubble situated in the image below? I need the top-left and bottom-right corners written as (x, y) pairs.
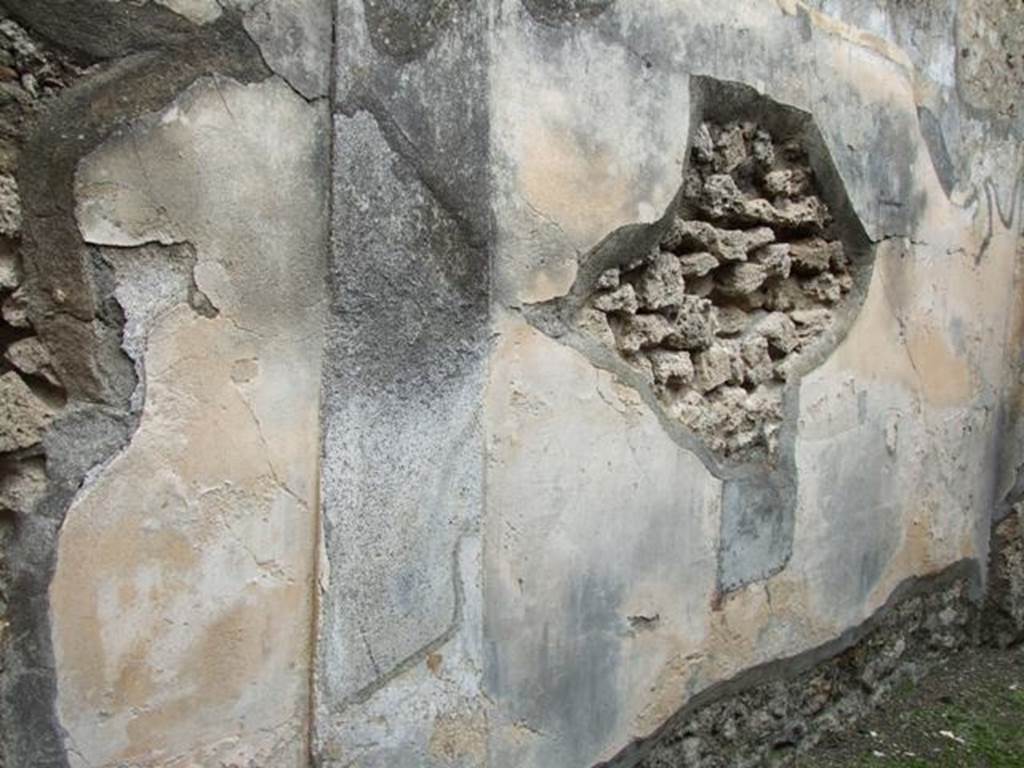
top-left (0, 12), bottom-right (81, 695)
top-left (984, 504), bottom-right (1024, 648)
top-left (586, 120), bottom-right (855, 461)
top-left (624, 572), bottom-right (976, 768)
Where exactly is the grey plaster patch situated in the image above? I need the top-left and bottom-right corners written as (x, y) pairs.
top-left (527, 573), bottom-right (623, 760)
top-left (521, 0), bottom-right (615, 26)
top-left (718, 472), bottom-right (792, 593)
top-left (317, 106), bottom-right (488, 709)
top-left (811, 433), bottom-right (903, 612)
top-left (243, 0), bottom-right (332, 99)
top-left (314, 530), bottom-right (488, 766)
top-left (334, 0), bottom-right (492, 241)
top-left (361, 0), bottom-right (465, 61)
top-left (316, 4), bottom-right (491, 760)
top-left (486, 571), bottom-right (627, 765)
top-left (861, 110), bottom-right (929, 240)
top-left (42, 404), bottom-right (135, 487)
top-left (917, 105), bottom-right (957, 197)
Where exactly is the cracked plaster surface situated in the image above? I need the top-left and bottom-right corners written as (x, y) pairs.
top-left (481, 2), bottom-right (1022, 767)
top-left (27, 0), bottom-right (1024, 766)
top-left (102, 0), bottom-right (331, 99)
top-left (50, 75), bottom-right (327, 768)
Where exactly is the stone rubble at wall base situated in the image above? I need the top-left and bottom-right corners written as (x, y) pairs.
top-left (619, 507), bottom-right (1024, 768)
top-left (615, 571), bottom-right (977, 768)
top-left (983, 504), bottom-right (1024, 649)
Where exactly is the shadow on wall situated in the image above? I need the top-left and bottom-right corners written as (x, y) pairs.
top-left (526, 75), bottom-right (876, 597)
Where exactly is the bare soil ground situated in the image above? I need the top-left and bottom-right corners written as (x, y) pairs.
top-left (796, 643), bottom-right (1024, 768)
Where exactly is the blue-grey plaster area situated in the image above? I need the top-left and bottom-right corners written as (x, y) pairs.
top-left (315, 0), bottom-right (491, 758)
top-left (318, 108), bottom-right (487, 705)
top-left (718, 472), bottom-right (794, 593)
top-left (521, 0), bottom-right (615, 26)
top-left (491, 572), bottom-right (625, 762)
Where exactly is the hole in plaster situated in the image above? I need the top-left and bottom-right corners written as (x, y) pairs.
top-left (532, 76), bottom-right (874, 468)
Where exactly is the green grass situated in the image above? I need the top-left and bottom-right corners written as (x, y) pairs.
top-left (847, 682), bottom-right (1024, 767)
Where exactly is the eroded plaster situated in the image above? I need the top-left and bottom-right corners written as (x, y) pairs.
top-left (0, 0), bottom-right (1018, 766)
top-left (51, 75), bottom-right (328, 767)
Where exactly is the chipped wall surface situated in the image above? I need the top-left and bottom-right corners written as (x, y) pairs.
top-left (0, 0), bottom-right (1021, 767)
top-left (52, 76), bottom-right (328, 767)
top-left (479, 4), bottom-right (1019, 767)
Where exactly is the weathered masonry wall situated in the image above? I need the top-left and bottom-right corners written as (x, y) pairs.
top-left (0, 2), bottom-right (330, 765)
top-left (0, 1), bottom-right (1021, 767)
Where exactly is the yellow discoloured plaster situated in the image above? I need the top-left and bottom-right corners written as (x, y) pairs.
top-left (53, 77), bottom-right (326, 768)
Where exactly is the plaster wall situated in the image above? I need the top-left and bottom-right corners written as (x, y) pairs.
top-left (477, 3), bottom-right (1019, 765)
top-left (51, 77), bottom-right (329, 767)
top-left (0, 0), bottom-right (1018, 767)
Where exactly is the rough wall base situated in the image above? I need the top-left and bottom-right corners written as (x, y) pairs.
top-left (983, 505), bottom-right (1024, 648)
top-left (602, 561), bottom-right (980, 768)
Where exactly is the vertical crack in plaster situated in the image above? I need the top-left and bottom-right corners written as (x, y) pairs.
top-left (234, 385), bottom-right (309, 509)
top-left (308, 0), bottom-right (338, 761)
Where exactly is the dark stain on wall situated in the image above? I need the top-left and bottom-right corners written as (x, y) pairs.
top-left (522, 0), bottom-right (615, 26)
